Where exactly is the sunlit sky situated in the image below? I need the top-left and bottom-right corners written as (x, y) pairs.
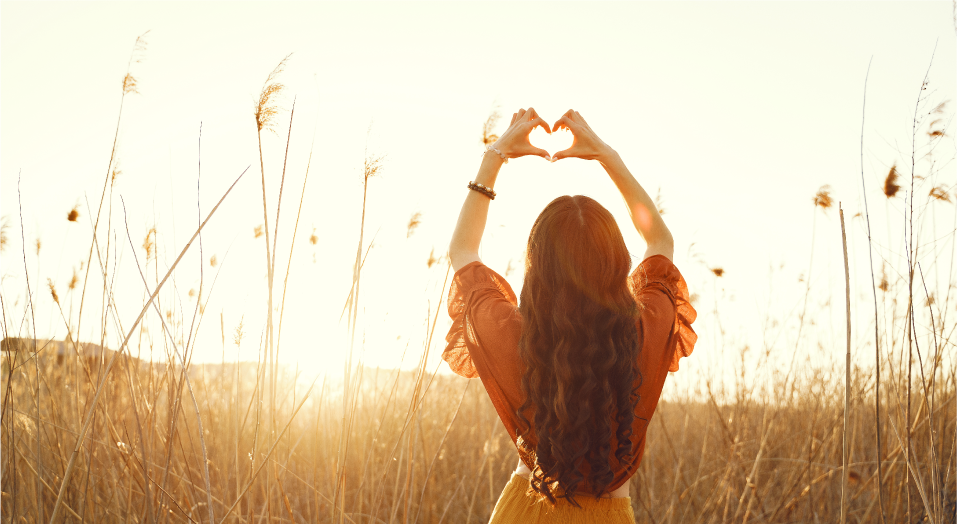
top-left (2, 2), bottom-right (956, 396)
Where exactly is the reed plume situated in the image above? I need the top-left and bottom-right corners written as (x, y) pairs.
top-left (884, 165), bottom-right (901, 198)
top-left (482, 103), bottom-right (501, 146)
top-left (813, 185), bottom-right (833, 210)
top-left (407, 212), bottom-right (422, 238)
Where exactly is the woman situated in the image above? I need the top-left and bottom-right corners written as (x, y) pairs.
top-left (445, 108), bottom-right (697, 523)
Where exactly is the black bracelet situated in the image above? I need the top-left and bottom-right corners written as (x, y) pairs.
top-left (468, 181), bottom-right (496, 200)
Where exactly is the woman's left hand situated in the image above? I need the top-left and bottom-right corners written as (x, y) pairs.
top-left (492, 107), bottom-right (552, 161)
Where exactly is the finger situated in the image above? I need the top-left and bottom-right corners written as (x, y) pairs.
top-left (552, 115), bottom-right (576, 133)
top-left (522, 109), bottom-right (550, 133)
top-left (532, 116), bottom-right (551, 134)
top-left (522, 146), bottom-right (551, 160)
top-left (574, 111), bottom-right (595, 132)
top-left (510, 112), bottom-right (518, 125)
top-left (553, 110), bottom-right (574, 131)
top-left (551, 116), bottom-right (565, 133)
top-left (551, 144), bottom-right (582, 162)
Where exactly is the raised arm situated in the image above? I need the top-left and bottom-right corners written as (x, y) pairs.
top-left (449, 108), bottom-right (551, 272)
top-left (551, 110), bottom-right (674, 262)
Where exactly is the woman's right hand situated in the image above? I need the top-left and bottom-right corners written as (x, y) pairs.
top-left (550, 109), bottom-right (615, 162)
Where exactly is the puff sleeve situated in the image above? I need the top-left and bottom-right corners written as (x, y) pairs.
top-left (444, 261), bottom-right (522, 369)
top-left (443, 261), bottom-right (526, 429)
top-left (630, 255), bottom-right (698, 372)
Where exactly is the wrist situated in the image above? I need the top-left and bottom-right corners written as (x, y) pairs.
top-left (487, 142), bottom-right (510, 162)
top-left (476, 152), bottom-right (503, 186)
top-left (481, 149), bottom-right (505, 169)
top-left (596, 144), bottom-right (620, 168)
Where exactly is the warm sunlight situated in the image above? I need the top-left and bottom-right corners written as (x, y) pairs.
top-left (1, 2), bottom-right (955, 523)
top-left (529, 126), bottom-right (574, 158)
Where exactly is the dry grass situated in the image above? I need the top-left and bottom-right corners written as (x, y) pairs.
top-left (1, 350), bottom-right (954, 523)
top-left (0, 44), bottom-right (956, 524)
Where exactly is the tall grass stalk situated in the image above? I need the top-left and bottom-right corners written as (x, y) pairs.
top-left (254, 54), bottom-right (290, 455)
top-left (903, 43), bottom-right (938, 524)
top-left (840, 204), bottom-right (851, 524)
top-left (47, 167), bottom-right (248, 524)
top-left (336, 153), bottom-right (371, 522)
top-left (17, 173), bottom-right (42, 523)
top-left (857, 55), bottom-right (887, 524)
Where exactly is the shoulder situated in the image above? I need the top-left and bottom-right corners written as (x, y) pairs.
top-left (450, 261), bottom-right (518, 308)
top-left (631, 255), bottom-right (698, 373)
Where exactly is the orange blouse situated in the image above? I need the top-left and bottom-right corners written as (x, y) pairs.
top-left (443, 254), bottom-right (698, 493)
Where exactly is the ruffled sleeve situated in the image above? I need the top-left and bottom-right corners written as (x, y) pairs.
top-left (443, 261), bottom-right (521, 379)
top-left (630, 255), bottom-right (698, 372)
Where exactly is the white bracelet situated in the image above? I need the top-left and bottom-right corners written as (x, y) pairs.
top-left (485, 144), bottom-right (508, 164)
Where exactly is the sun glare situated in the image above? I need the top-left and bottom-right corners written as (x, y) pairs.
top-left (529, 126), bottom-right (574, 157)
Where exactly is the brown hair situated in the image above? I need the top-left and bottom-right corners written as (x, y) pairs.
top-left (516, 195), bottom-right (643, 505)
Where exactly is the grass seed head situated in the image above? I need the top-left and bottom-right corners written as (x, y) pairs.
top-left (363, 154), bottom-right (385, 182)
top-left (210, 254), bottom-right (218, 267)
top-left (0, 217), bottom-right (8, 253)
top-left (711, 267), bottom-right (724, 277)
top-left (655, 188), bottom-right (667, 215)
top-left (254, 225), bottom-right (264, 239)
top-left (143, 227), bottom-right (156, 260)
top-left (427, 247), bottom-right (437, 268)
top-left (813, 185), bottom-right (833, 211)
top-left (482, 104), bottom-right (501, 146)
top-left (47, 278), bottom-right (59, 305)
top-left (234, 317), bottom-right (245, 347)
top-left (884, 165), bottom-right (901, 198)
top-left (407, 212), bottom-right (422, 238)
top-left (255, 54), bottom-right (291, 134)
top-left (930, 185), bottom-right (953, 203)
top-left (67, 207), bottom-right (79, 222)
top-left (120, 32), bottom-right (148, 94)
top-left (122, 74), bottom-right (139, 94)
top-left (35, 238), bottom-right (41, 256)
top-left (69, 268), bottom-right (79, 290)
top-left (309, 227), bottom-right (318, 245)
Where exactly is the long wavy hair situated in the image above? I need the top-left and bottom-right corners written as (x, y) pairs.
top-left (516, 195), bottom-right (643, 505)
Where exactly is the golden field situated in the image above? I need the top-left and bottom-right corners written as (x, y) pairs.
top-left (1, 41), bottom-right (956, 524)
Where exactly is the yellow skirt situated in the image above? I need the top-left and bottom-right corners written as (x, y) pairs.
top-left (488, 474), bottom-right (637, 524)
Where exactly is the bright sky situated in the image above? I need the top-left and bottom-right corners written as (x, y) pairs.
top-left (2, 2), bottom-right (956, 396)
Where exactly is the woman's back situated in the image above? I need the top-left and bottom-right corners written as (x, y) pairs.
top-left (443, 254), bottom-right (697, 497)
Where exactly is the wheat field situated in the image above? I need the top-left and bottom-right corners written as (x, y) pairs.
top-left (0, 38), bottom-right (956, 524)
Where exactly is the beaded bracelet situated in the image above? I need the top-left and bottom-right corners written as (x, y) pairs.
top-left (485, 144), bottom-right (508, 163)
top-left (468, 181), bottom-right (496, 200)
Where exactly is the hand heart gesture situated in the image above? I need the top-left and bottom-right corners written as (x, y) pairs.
top-left (490, 108), bottom-right (612, 163)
